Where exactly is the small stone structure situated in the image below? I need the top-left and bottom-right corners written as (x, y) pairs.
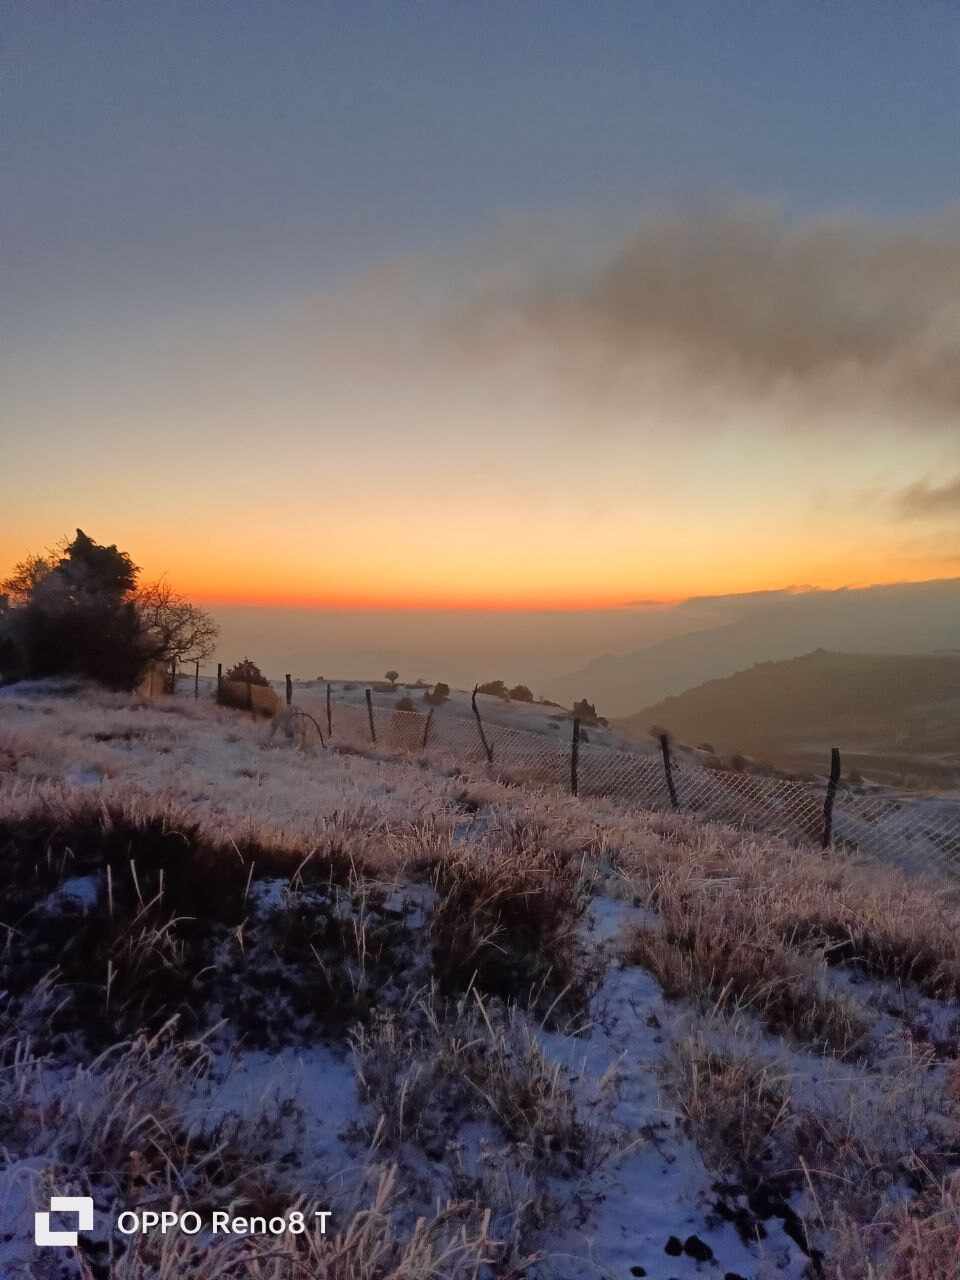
top-left (218, 679), bottom-right (281, 717)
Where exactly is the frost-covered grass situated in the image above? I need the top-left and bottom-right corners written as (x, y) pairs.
top-left (1, 681), bottom-right (959, 1278)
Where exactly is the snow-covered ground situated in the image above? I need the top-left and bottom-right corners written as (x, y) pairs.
top-left (1, 680), bottom-right (959, 1278)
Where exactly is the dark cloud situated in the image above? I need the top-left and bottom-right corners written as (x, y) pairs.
top-left (898, 475), bottom-right (960, 518)
top-left (451, 205), bottom-right (960, 422)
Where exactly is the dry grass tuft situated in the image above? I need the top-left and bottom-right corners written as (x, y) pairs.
top-left (429, 834), bottom-right (597, 1022)
top-left (352, 993), bottom-right (604, 1176)
top-left (669, 1032), bottom-right (792, 1174)
top-left (623, 879), bottom-right (869, 1055)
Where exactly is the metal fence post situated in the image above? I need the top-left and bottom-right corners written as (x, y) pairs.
top-left (216, 662), bottom-right (222, 700)
top-left (571, 717), bottom-right (581, 796)
top-left (326, 681), bottom-right (333, 738)
top-left (194, 659), bottom-right (199, 699)
top-left (659, 732), bottom-right (679, 811)
top-left (285, 673), bottom-right (292, 706)
top-left (822, 747), bottom-right (841, 849)
top-left (471, 685), bottom-right (494, 763)
top-left (365, 688), bottom-right (377, 744)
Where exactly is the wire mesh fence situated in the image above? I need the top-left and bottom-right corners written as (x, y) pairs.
top-left (281, 684), bottom-right (960, 881)
top-left (177, 666), bottom-right (960, 881)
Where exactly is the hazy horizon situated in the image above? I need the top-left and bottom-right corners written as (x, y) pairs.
top-left (204, 576), bottom-right (960, 705)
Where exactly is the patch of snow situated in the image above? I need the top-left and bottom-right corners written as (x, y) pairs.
top-left (192, 1044), bottom-right (361, 1191)
top-left (535, 895), bottom-right (809, 1280)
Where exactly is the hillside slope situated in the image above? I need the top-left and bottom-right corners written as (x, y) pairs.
top-left (1, 681), bottom-right (960, 1277)
top-left (619, 650), bottom-right (960, 785)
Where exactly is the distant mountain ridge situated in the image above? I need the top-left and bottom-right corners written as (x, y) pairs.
top-left (616, 650), bottom-right (960, 786)
top-left (544, 578), bottom-right (960, 716)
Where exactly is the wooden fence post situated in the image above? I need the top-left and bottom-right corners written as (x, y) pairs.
top-left (822, 747), bottom-right (842, 849)
top-left (471, 685), bottom-right (494, 764)
top-left (194, 659), bottom-right (199, 700)
top-left (285, 673), bottom-right (292, 706)
top-left (571, 717), bottom-right (581, 796)
top-left (326, 681), bottom-right (333, 738)
top-left (659, 732), bottom-right (679, 811)
top-left (422, 706), bottom-right (434, 750)
top-left (365, 688), bottom-right (377, 744)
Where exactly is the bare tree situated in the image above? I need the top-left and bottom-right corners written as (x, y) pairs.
top-left (135, 581), bottom-right (219, 666)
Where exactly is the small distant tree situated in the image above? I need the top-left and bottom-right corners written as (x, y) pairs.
top-left (508, 684), bottom-right (534, 702)
top-left (424, 681), bottom-right (450, 705)
top-left (574, 698), bottom-right (607, 726)
top-left (477, 679), bottom-right (509, 699)
top-left (385, 670), bottom-right (399, 687)
top-left (224, 657), bottom-right (270, 687)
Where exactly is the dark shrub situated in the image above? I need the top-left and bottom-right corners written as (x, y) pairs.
top-left (477, 679), bottom-right (509, 699)
top-left (224, 657), bottom-right (270, 686)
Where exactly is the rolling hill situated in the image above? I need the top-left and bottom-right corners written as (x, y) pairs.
top-left (617, 650), bottom-right (960, 786)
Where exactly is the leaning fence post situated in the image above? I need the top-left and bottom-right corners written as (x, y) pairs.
top-left (471, 685), bottom-right (494, 764)
top-left (571, 717), bottom-right (581, 796)
top-left (422, 706), bottom-right (434, 750)
top-left (365, 688), bottom-right (377, 744)
top-left (285, 673), bottom-right (292, 706)
top-left (659, 732), bottom-right (679, 811)
top-left (822, 747), bottom-right (842, 849)
top-left (326, 681), bottom-right (333, 738)
top-left (194, 659), bottom-right (200, 699)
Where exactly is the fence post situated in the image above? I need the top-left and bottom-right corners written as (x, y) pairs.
top-left (659, 732), bottom-right (679, 811)
top-left (365, 688), bottom-right (377, 744)
top-left (571, 717), bottom-right (581, 796)
top-left (822, 747), bottom-right (842, 849)
top-left (217, 662), bottom-right (222, 700)
top-left (422, 706), bottom-right (434, 750)
top-left (285, 673), bottom-right (292, 706)
top-left (326, 681), bottom-right (333, 738)
top-left (471, 685), bottom-right (494, 764)
top-left (194, 659), bottom-right (199, 700)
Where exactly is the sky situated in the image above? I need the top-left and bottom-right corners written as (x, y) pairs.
top-left (3, 1), bottom-right (960, 665)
